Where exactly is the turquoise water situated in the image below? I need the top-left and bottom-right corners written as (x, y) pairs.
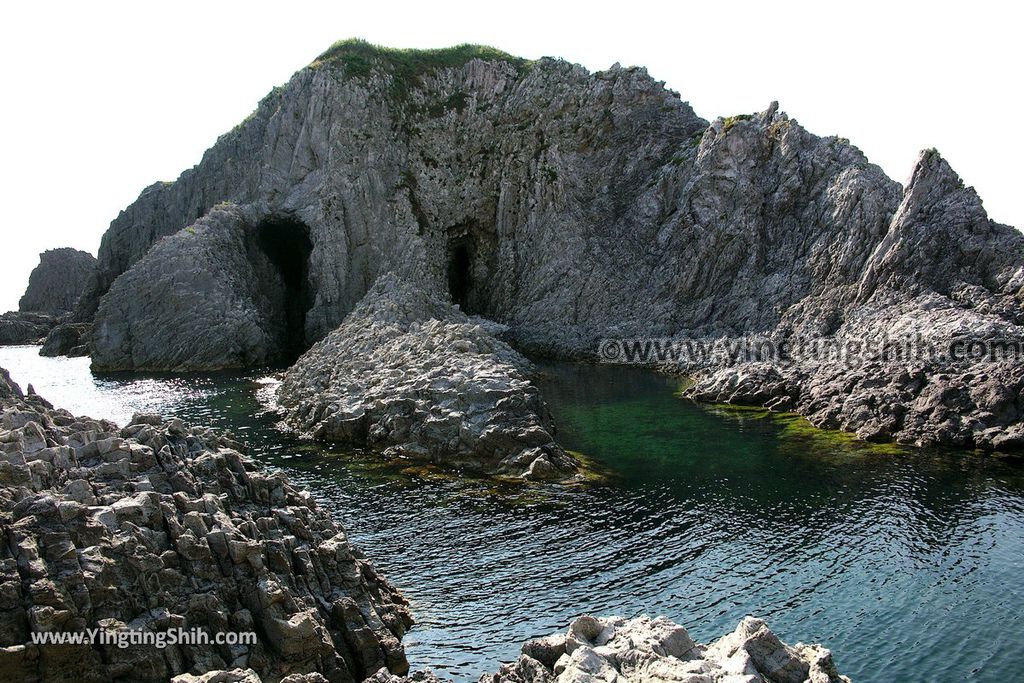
top-left (1, 345), bottom-right (1022, 682)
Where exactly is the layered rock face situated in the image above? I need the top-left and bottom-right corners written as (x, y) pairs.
top-left (91, 205), bottom-right (315, 371)
top-left (366, 614), bottom-right (849, 683)
top-left (277, 275), bottom-right (580, 480)
top-left (84, 42), bottom-right (708, 368)
top-left (0, 367), bottom-right (411, 682)
top-left (687, 151), bottom-right (1024, 450)
top-left (77, 41), bottom-right (1023, 449)
top-left (19, 248), bottom-right (96, 316)
top-left (0, 248), bottom-right (96, 347)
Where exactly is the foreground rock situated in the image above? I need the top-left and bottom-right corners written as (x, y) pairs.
top-left (367, 614), bottom-right (849, 683)
top-left (0, 366), bottom-right (411, 682)
top-left (89, 204), bottom-right (311, 371)
top-left (278, 275), bottom-right (580, 481)
top-left (19, 248), bottom-right (97, 316)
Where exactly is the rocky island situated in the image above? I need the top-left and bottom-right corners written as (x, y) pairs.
top-left (26, 39), bottom-right (1012, 457)
top-left (3, 39), bottom-right (1023, 680)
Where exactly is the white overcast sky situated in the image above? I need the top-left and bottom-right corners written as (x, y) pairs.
top-left (1, 0), bottom-right (1019, 312)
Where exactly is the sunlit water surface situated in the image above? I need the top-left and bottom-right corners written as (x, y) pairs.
top-left (2, 345), bottom-right (1022, 683)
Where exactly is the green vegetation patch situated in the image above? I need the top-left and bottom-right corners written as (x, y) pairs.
top-left (722, 113), bottom-right (754, 133)
top-left (312, 38), bottom-right (529, 84)
top-left (704, 402), bottom-right (913, 455)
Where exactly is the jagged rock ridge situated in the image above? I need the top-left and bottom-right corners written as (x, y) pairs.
top-left (0, 248), bottom-right (96, 347)
top-left (0, 366), bottom-right (410, 682)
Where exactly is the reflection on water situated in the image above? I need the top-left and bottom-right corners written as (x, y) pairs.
top-left (1, 345), bottom-right (1022, 683)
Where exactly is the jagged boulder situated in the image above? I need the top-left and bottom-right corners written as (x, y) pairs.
top-left (18, 248), bottom-right (96, 315)
top-left (0, 366), bottom-right (411, 682)
top-left (39, 323), bottom-right (92, 357)
top-left (277, 275), bottom-right (580, 480)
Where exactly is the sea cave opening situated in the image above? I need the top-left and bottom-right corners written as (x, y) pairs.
top-left (249, 217), bottom-right (314, 365)
top-left (447, 236), bottom-right (474, 313)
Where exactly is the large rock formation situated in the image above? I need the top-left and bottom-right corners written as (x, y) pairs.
top-left (75, 40), bottom-right (1023, 450)
top-left (277, 275), bottom-right (580, 480)
top-left (0, 366), bottom-right (411, 682)
top-left (91, 205), bottom-right (314, 371)
top-left (19, 248), bottom-right (96, 316)
top-left (84, 42), bottom-right (709, 369)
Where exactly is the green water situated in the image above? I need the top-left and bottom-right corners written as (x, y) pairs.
top-left (2, 346), bottom-right (1022, 682)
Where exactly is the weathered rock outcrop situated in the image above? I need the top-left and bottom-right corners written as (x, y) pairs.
top-left (39, 323), bottom-right (92, 358)
top-left (91, 205), bottom-right (315, 371)
top-left (19, 248), bottom-right (96, 316)
top-left (85, 42), bottom-right (710, 370)
top-left (74, 40), bottom-right (1023, 450)
top-left (277, 275), bottom-right (580, 480)
top-left (0, 366), bottom-right (411, 682)
top-left (687, 151), bottom-right (1024, 450)
top-left (367, 614), bottom-right (849, 683)
top-left (0, 312), bottom-right (56, 346)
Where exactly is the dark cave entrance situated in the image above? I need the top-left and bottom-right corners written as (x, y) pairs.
top-left (249, 217), bottom-right (314, 365)
top-left (447, 236), bottom-right (474, 313)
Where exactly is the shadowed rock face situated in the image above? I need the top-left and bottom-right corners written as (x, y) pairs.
top-left (0, 366), bottom-right (411, 682)
top-left (77, 41), bottom-right (1023, 450)
top-left (19, 248), bottom-right (96, 316)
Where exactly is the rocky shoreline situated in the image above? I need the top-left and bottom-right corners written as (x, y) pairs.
top-left (2, 41), bottom-right (1022, 463)
top-left (180, 614), bottom-right (851, 683)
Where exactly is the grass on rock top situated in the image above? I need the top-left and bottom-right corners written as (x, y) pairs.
top-left (312, 39), bottom-right (530, 84)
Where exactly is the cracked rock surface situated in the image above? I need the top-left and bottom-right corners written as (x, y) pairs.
top-left (277, 275), bottom-right (580, 480)
top-left (366, 614), bottom-right (849, 683)
top-left (19, 248), bottom-right (96, 316)
top-left (0, 366), bottom-right (411, 682)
